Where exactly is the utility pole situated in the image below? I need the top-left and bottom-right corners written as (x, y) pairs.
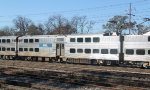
top-left (128, 3), bottom-right (132, 35)
top-left (128, 3), bottom-right (135, 35)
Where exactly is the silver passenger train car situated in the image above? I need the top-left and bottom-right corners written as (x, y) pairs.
top-left (0, 36), bottom-right (17, 59)
top-left (17, 35), bottom-right (57, 61)
top-left (0, 33), bottom-right (150, 68)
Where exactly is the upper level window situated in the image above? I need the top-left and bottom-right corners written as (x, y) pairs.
top-left (77, 38), bottom-right (83, 42)
top-left (24, 39), bottom-right (28, 43)
top-left (35, 39), bottom-right (39, 42)
top-left (70, 48), bottom-right (76, 53)
top-left (57, 38), bottom-right (64, 42)
top-left (93, 37), bottom-right (100, 42)
top-left (2, 39), bottom-right (6, 43)
top-left (110, 49), bottom-right (118, 54)
top-left (70, 38), bottom-right (75, 42)
top-left (85, 38), bottom-right (91, 42)
top-left (7, 39), bottom-right (10, 43)
top-left (136, 49), bottom-right (145, 55)
top-left (29, 39), bottom-right (33, 43)
top-left (148, 36), bottom-right (150, 41)
top-left (126, 49), bottom-right (134, 55)
top-left (101, 49), bottom-right (108, 54)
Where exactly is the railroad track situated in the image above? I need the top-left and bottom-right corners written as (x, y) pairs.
top-left (0, 60), bottom-right (150, 89)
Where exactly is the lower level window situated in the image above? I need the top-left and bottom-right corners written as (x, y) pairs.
top-left (101, 49), bottom-right (108, 54)
top-left (110, 49), bottom-right (118, 54)
top-left (70, 48), bottom-right (75, 53)
top-left (93, 49), bottom-right (99, 53)
top-left (11, 48), bottom-right (15, 51)
top-left (29, 48), bottom-right (33, 51)
top-left (2, 47), bottom-right (5, 51)
top-left (136, 49), bottom-right (145, 55)
top-left (148, 50), bottom-right (150, 55)
top-left (85, 49), bottom-right (91, 54)
top-left (126, 49), bottom-right (134, 55)
top-left (35, 48), bottom-right (39, 52)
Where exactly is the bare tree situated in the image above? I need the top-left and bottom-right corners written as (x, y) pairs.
top-left (13, 16), bottom-right (32, 36)
top-left (37, 23), bottom-right (46, 35)
top-left (70, 16), bottom-right (95, 34)
top-left (0, 26), bottom-right (15, 36)
top-left (45, 15), bottom-right (73, 35)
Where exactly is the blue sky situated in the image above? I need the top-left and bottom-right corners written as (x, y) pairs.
top-left (0, 0), bottom-right (150, 33)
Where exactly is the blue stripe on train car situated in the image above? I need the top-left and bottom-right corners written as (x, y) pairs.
top-left (39, 43), bottom-right (52, 48)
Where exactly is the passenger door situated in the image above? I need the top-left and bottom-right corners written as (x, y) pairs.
top-left (56, 44), bottom-right (65, 56)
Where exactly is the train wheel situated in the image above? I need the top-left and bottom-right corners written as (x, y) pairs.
top-left (142, 63), bottom-right (149, 69)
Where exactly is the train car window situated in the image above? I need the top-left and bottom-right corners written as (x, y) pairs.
top-left (93, 49), bottom-right (99, 53)
top-left (61, 44), bottom-right (64, 49)
top-left (57, 38), bottom-right (64, 42)
top-left (56, 44), bottom-right (59, 49)
top-left (110, 49), bottom-right (118, 54)
top-left (24, 39), bottom-right (28, 43)
top-left (148, 36), bottom-right (150, 41)
top-left (136, 49), bottom-right (145, 55)
top-left (85, 49), bottom-right (91, 54)
top-left (19, 48), bottom-right (23, 51)
top-left (148, 50), bottom-right (150, 55)
top-left (2, 47), bottom-right (5, 51)
top-left (0, 39), bottom-right (1, 43)
top-left (77, 49), bottom-right (83, 53)
top-left (70, 38), bottom-right (75, 42)
top-left (7, 39), bottom-right (10, 43)
top-left (35, 39), bottom-right (39, 42)
top-left (70, 48), bottom-right (76, 53)
top-left (24, 48), bottom-right (28, 51)
top-left (93, 37), bottom-right (100, 42)
top-left (126, 49), bottom-right (134, 55)
top-left (11, 48), bottom-right (15, 51)
top-left (85, 38), bottom-right (91, 42)
top-left (0, 47), bottom-right (1, 51)
top-left (7, 48), bottom-right (10, 51)
top-left (29, 39), bottom-right (34, 43)
top-left (35, 48), bottom-right (39, 52)
top-left (101, 49), bottom-right (108, 54)
top-left (29, 48), bottom-right (33, 51)
top-left (77, 38), bottom-right (83, 42)
top-left (2, 39), bottom-right (6, 43)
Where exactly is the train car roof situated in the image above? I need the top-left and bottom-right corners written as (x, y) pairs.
top-left (0, 36), bottom-right (17, 38)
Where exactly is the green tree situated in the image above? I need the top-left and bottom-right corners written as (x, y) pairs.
top-left (27, 23), bottom-right (41, 35)
top-left (103, 15), bottom-right (136, 35)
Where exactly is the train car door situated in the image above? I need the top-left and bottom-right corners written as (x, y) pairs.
top-left (56, 43), bottom-right (65, 56)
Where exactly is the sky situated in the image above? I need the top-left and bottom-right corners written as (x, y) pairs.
top-left (0, 0), bottom-right (150, 33)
